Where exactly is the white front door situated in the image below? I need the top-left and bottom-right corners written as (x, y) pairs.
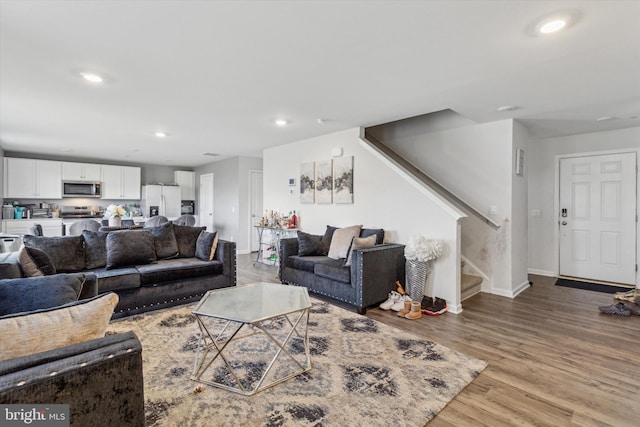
top-left (249, 170), bottom-right (263, 252)
top-left (559, 152), bottom-right (637, 285)
top-left (199, 173), bottom-right (214, 232)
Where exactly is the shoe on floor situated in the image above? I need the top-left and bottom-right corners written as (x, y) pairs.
top-left (420, 296), bottom-right (434, 313)
top-left (424, 297), bottom-right (447, 316)
top-left (598, 302), bottom-right (631, 316)
top-left (614, 289), bottom-right (639, 302)
top-left (405, 301), bottom-right (422, 320)
top-left (622, 301), bottom-right (640, 316)
top-left (391, 294), bottom-right (412, 312)
top-left (379, 291), bottom-right (402, 310)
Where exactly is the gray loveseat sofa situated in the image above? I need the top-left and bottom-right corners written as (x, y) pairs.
top-left (1, 222), bottom-right (236, 318)
top-left (279, 226), bottom-right (405, 314)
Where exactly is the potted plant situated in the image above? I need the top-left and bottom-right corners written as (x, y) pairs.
top-left (105, 204), bottom-right (126, 227)
top-left (404, 236), bottom-right (443, 301)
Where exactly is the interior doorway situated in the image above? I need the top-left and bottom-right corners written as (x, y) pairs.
top-left (249, 170), bottom-right (263, 252)
top-left (558, 151), bottom-right (637, 285)
top-left (199, 173), bottom-right (214, 232)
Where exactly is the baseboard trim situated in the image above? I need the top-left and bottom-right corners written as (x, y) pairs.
top-left (528, 268), bottom-right (556, 277)
top-left (491, 281), bottom-right (531, 299)
top-left (448, 303), bottom-right (462, 314)
top-left (237, 249), bottom-right (252, 255)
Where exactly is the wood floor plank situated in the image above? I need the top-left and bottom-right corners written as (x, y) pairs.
top-left (236, 254), bottom-right (640, 426)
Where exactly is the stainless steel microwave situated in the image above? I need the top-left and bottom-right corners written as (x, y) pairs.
top-left (62, 181), bottom-right (102, 198)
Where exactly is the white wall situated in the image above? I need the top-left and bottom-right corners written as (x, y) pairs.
top-left (194, 156), bottom-right (262, 253)
top-left (263, 128), bottom-right (464, 312)
top-left (528, 126), bottom-right (640, 286)
top-left (370, 118), bottom-right (528, 296)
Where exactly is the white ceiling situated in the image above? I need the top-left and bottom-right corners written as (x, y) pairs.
top-left (1, 0), bottom-right (639, 167)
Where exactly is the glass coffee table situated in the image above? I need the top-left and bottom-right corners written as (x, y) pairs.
top-left (191, 282), bottom-right (312, 395)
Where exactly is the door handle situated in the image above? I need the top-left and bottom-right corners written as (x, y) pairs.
top-left (561, 221), bottom-right (567, 226)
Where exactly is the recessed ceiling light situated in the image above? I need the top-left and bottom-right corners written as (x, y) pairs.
top-left (497, 105), bottom-right (517, 112)
top-left (274, 119), bottom-right (288, 127)
top-left (596, 116), bottom-right (614, 122)
top-left (80, 72), bottom-right (104, 83)
top-left (539, 19), bottom-right (566, 34)
top-left (316, 118), bottom-right (327, 124)
top-left (154, 131), bottom-right (167, 138)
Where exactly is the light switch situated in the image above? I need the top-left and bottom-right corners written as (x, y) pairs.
top-left (489, 205), bottom-right (498, 215)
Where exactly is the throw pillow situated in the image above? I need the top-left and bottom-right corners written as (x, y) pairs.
top-left (360, 228), bottom-right (385, 245)
top-left (82, 230), bottom-right (108, 269)
top-left (321, 226), bottom-right (338, 255)
top-left (22, 235), bottom-right (86, 273)
top-left (327, 225), bottom-right (362, 259)
top-left (0, 273), bottom-right (86, 317)
top-left (297, 231), bottom-right (324, 256)
top-left (0, 292), bottom-right (119, 362)
top-left (195, 230), bottom-right (218, 261)
top-left (18, 246), bottom-right (56, 277)
top-left (149, 221), bottom-right (179, 259)
top-left (344, 235), bottom-right (377, 267)
top-left (106, 230), bottom-right (157, 269)
top-left (173, 225), bottom-right (206, 258)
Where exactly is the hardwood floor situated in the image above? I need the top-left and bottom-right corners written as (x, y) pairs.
top-left (237, 253), bottom-right (640, 426)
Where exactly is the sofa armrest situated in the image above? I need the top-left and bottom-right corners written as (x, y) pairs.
top-left (0, 331), bottom-right (145, 426)
top-left (278, 238), bottom-right (299, 280)
top-left (215, 239), bottom-right (237, 286)
top-left (351, 243), bottom-right (406, 309)
top-left (0, 251), bottom-right (23, 279)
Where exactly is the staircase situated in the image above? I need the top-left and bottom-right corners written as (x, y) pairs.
top-left (461, 261), bottom-right (483, 301)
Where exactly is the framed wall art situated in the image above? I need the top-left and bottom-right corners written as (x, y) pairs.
top-left (333, 156), bottom-right (353, 204)
top-left (300, 162), bottom-right (315, 203)
top-left (315, 159), bottom-right (333, 204)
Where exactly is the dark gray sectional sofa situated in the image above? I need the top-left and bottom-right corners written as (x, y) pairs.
top-left (279, 226), bottom-right (405, 314)
top-left (3, 223), bottom-right (236, 318)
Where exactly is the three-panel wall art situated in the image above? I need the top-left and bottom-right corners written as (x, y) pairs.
top-left (300, 156), bottom-right (353, 204)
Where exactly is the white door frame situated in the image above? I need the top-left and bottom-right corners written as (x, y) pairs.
top-left (553, 148), bottom-right (639, 286)
top-left (248, 169), bottom-right (263, 253)
top-left (199, 173), bottom-right (214, 232)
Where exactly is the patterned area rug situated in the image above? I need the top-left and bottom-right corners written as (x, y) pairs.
top-left (108, 299), bottom-right (486, 426)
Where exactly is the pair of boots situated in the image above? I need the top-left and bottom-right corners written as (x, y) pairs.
top-left (397, 300), bottom-right (422, 320)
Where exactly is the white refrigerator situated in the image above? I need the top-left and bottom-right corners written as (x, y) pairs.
top-left (141, 185), bottom-right (181, 218)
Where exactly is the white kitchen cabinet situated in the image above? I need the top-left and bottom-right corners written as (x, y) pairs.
top-left (62, 162), bottom-right (101, 181)
top-left (174, 170), bottom-right (196, 200)
top-left (101, 165), bottom-right (141, 199)
top-left (4, 158), bottom-right (62, 199)
top-left (3, 219), bottom-right (64, 236)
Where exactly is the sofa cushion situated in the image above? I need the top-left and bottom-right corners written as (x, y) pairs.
top-left (173, 225), bottom-right (206, 258)
top-left (82, 230), bottom-right (108, 269)
top-left (297, 231), bottom-right (324, 256)
top-left (360, 228), bottom-right (385, 245)
top-left (87, 267), bottom-right (141, 292)
top-left (344, 235), bottom-right (377, 267)
top-left (0, 292), bottom-right (118, 361)
top-left (287, 255), bottom-right (334, 273)
top-left (0, 273), bottom-right (86, 317)
top-left (195, 231), bottom-right (218, 261)
top-left (106, 230), bottom-right (157, 269)
top-left (18, 246), bottom-right (56, 277)
top-left (321, 225), bottom-right (338, 255)
top-left (314, 258), bottom-right (352, 284)
top-left (149, 221), bottom-right (179, 260)
top-left (327, 225), bottom-right (362, 259)
top-left (136, 258), bottom-right (223, 286)
top-left (23, 235), bottom-right (86, 273)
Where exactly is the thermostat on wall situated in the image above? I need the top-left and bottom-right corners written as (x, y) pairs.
top-left (289, 178), bottom-right (296, 186)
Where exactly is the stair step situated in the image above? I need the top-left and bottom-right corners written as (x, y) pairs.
top-left (461, 273), bottom-right (482, 301)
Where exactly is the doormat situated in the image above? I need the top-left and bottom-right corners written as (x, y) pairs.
top-left (555, 278), bottom-right (632, 294)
